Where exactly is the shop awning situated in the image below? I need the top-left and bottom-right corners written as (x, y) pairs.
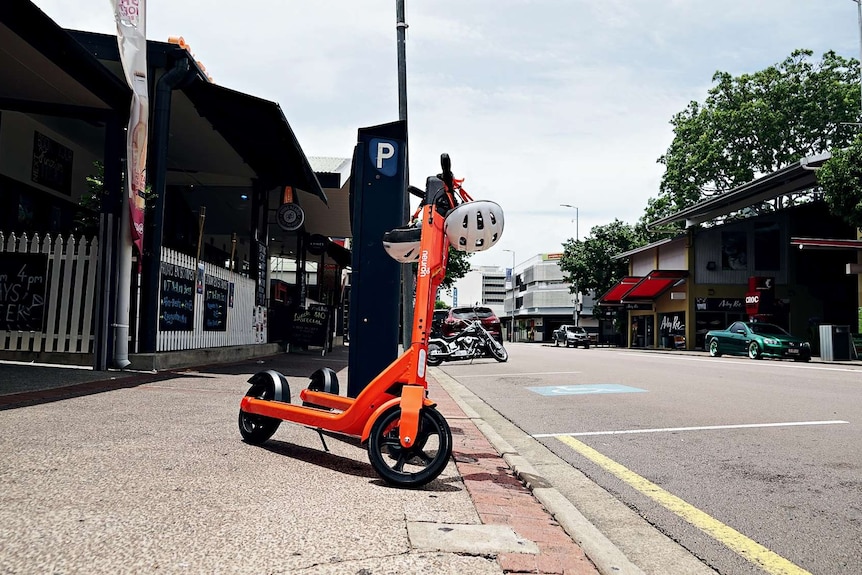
top-left (790, 237), bottom-right (862, 250)
top-left (622, 270), bottom-right (688, 302)
top-left (646, 153), bottom-right (829, 230)
top-left (596, 276), bottom-right (642, 306)
top-left (0, 0), bottom-right (129, 113)
top-left (182, 80), bottom-right (326, 204)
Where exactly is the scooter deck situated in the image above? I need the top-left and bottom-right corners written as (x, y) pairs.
top-left (299, 389), bottom-right (355, 411)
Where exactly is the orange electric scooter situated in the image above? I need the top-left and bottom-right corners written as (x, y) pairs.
top-left (238, 154), bottom-right (503, 487)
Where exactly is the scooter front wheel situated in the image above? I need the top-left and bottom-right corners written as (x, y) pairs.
top-left (367, 405), bottom-right (452, 488)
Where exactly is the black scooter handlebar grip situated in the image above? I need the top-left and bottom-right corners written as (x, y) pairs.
top-left (440, 153), bottom-right (451, 176)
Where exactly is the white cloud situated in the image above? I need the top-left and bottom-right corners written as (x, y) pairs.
top-left (30, 0), bottom-right (860, 269)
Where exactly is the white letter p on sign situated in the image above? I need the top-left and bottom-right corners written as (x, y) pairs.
top-left (376, 142), bottom-right (395, 168)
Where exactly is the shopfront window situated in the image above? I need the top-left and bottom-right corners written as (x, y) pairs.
top-left (659, 312), bottom-right (686, 349)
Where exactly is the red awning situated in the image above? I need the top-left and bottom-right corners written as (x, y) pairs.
top-left (621, 270), bottom-right (688, 302)
top-left (597, 276), bottom-right (642, 306)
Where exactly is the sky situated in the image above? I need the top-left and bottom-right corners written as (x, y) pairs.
top-left (31, 0), bottom-right (861, 270)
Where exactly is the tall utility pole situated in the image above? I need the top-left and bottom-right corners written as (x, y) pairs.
top-left (503, 249), bottom-right (516, 342)
top-left (854, 0), bottom-right (862, 119)
top-left (396, 0), bottom-right (413, 349)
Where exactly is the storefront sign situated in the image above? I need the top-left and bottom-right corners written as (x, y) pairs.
top-left (623, 302), bottom-right (653, 311)
top-left (695, 297), bottom-right (744, 312)
top-left (203, 275), bottom-right (229, 331)
top-left (31, 132), bottom-right (73, 195)
top-left (159, 261), bottom-right (195, 331)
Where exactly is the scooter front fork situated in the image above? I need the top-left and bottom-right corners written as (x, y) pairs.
top-left (399, 384), bottom-right (425, 449)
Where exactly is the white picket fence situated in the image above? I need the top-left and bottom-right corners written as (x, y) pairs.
top-left (0, 232), bottom-right (98, 354)
top-left (0, 233), bottom-right (260, 356)
top-left (156, 247), bottom-right (261, 352)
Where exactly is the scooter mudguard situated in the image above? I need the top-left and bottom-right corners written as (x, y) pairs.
top-left (360, 392), bottom-right (436, 443)
top-left (245, 370), bottom-right (290, 403)
top-left (398, 385), bottom-right (425, 449)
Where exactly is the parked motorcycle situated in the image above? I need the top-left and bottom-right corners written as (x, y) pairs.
top-left (426, 317), bottom-right (508, 366)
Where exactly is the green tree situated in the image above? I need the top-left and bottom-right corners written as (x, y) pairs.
top-left (440, 248), bottom-right (471, 291)
top-left (74, 161), bottom-right (106, 237)
top-left (559, 219), bottom-right (644, 303)
top-left (649, 49), bottom-right (860, 227)
top-left (817, 134), bottom-right (862, 229)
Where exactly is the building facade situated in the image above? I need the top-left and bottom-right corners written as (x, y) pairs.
top-left (441, 254), bottom-right (601, 343)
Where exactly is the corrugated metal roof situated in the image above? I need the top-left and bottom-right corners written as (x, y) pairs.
top-left (647, 152), bottom-right (831, 229)
top-left (308, 156), bottom-right (351, 175)
top-left (611, 238), bottom-right (673, 260)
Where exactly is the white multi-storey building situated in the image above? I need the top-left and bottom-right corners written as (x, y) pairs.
top-left (448, 254), bottom-right (598, 343)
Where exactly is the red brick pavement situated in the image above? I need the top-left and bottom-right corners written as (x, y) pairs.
top-left (428, 376), bottom-right (600, 575)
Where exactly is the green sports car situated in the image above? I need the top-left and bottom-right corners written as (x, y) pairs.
top-left (705, 321), bottom-right (811, 362)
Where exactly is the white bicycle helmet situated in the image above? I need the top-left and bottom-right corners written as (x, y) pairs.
top-left (382, 224), bottom-right (422, 263)
top-left (444, 200), bottom-right (504, 252)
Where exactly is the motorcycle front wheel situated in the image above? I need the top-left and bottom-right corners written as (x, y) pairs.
top-left (487, 338), bottom-right (508, 362)
top-left (426, 341), bottom-right (445, 366)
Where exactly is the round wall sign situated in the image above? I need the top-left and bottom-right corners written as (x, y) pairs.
top-left (276, 203), bottom-right (305, 231)
top-left (306, 234), bottom-right (328, 256)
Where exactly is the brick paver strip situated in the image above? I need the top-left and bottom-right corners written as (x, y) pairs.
top-left (428, 376), bottom-right (600, 575)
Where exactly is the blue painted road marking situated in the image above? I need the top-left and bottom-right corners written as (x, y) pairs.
top-left (527, 384), bottom-right (647, 396)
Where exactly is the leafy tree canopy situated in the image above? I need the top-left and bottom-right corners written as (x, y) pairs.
top-left (440, 248), bottom-right (471, 291)
top-left (647, 49), bottom-right (860, 228)
top-left (817, 133), bottom-right (862, 229)
top-left (559, 219), bottom-right (644, 299)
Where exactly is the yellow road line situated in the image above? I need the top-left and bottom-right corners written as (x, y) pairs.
top-left (558, 436), bottom-right (812, 575)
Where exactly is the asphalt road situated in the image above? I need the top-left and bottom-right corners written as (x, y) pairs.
top-left (437, 343), bottom-right (862, 575)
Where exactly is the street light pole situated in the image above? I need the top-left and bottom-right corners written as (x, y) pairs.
top-left (396, 0), bottom-right (413, 349)
top-left (503, 249), bottom-right (516, 342)
top-left (560, 204), bottom-right (578, 241)
top-left (560, 204), bottom-right (580, 325)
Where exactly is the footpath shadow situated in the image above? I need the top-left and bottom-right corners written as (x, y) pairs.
top-left (0, 369), bottom-right (182, 411)
top-left (257, 434), bottom-right (463, 493)
top-left (0, 346), bottom-right (352, 411)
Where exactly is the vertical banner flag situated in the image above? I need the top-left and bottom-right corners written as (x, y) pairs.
top-left (505, 267), bottom-right (513, 290)
top-left (111, 0), bottom-right (149, 262)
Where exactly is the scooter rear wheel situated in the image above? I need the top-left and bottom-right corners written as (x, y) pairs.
top-left (367, 405), bottom-right (452, 487)
top-left (238, 381), bottom-right (282, 445)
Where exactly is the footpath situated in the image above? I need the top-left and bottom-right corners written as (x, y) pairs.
top-left (0, 348), bottom-right (626, 575)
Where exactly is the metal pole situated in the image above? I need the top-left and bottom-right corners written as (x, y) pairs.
top-left (855, 0), bottom-right (862, 119)
top-left (560, 204), bottom-right (580, 325)
top-left (396, 0), bottom-right (408, 123)
top-left (560, 203), bottom-right (578, 241)
top-left (396, 0), bottom-right (413, 349)
top-left (512, 251), bottom-right (515, 342)
top-left (504, 249), bottom-right (515, 342)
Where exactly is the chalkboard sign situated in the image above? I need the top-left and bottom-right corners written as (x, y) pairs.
top-left (32, 131), bottom-right (74, 195)
top-left (159, 261), bottom-right (195, 331)
top-left (287, 304), bottom-right (329, 347)
top-left (255, 241), bottom-right (267, 306)
top-left (203, 274), bottom-right (229, 331)
top-left (0, 253), bottom-right (48, 331)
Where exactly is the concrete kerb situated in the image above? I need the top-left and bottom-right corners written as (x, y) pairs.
top-left (432, 368), bottom-right (647, 575)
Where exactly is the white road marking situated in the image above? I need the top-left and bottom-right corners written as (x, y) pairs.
top-left (624, 351), bottom-right (861, 372)
top-left (533, 420), bottom-right (850, 438)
